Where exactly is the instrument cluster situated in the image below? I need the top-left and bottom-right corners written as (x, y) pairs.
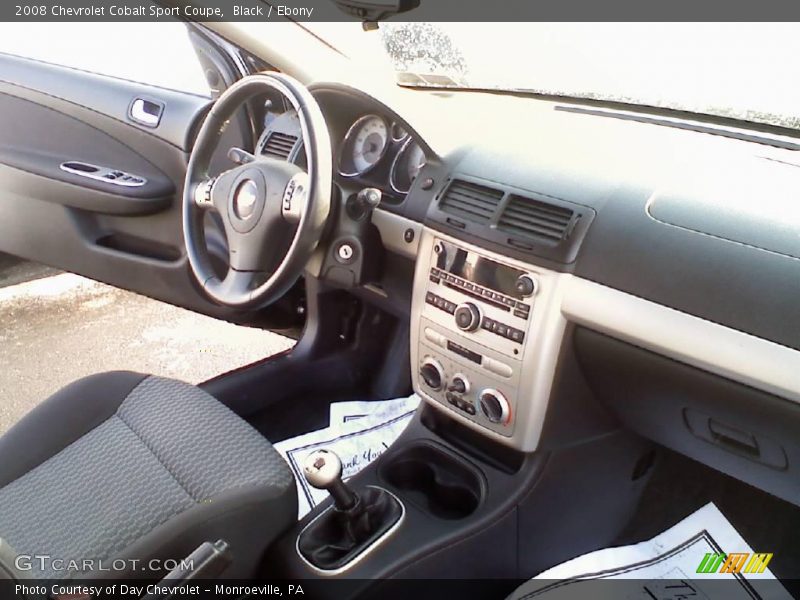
top-left (336, 113), bottom-right (427, 201)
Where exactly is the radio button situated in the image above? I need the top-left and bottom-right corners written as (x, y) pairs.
top-left (495, 322), bottom-right (509, 337)
top-left (444, 300), bottom-right (457, 314)
top-left (429, 274), bottom-right (440, 284)
top-left (509, 328), bottom-right (525, 343)
top-left (425, 292), bottom-right (437, 305)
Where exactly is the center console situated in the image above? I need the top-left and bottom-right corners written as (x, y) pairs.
top-left (411, 229), bottom-right (569, 451)
top-left (268, 227), bottom-right (647, 589)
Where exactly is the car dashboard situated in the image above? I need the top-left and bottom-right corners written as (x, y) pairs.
top-left (255, 80), bottom-right (800, 508)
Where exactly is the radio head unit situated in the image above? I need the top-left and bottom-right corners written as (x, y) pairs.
top-left (412, 230), bottom-right (569, 450)
top-left (433, 240), bottom-right (536, 302)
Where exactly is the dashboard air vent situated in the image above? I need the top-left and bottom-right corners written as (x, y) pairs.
top-left (261, 131), bottom-right (298, 160)
top-left (439, 179), bottom-right (504, 224)
top-left (498, 195), bottom-right (575, 242)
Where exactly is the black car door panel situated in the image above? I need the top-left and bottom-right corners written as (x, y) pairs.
top-left (0, 93), bottom-right (174, 213)
top-left (0, 52), bottom-right (249, 320)
top-left (0, 53), bottom-right (209, 150)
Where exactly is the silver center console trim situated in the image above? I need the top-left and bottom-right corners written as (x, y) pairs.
top-left (411, 227), bottom-right (570, 452)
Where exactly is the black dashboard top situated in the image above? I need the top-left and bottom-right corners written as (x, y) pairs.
top-left (258, 82), bottom-right (800, 352)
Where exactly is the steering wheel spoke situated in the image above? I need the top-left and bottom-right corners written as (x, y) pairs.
top-left (205, 268), bottom-right (258, 304)
top-left (192, 178), bottom-right (216, 210)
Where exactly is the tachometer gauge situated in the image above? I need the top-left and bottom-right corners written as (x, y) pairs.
top-left (338, 115), bottom-right (390, 177)
top-left (390, 139), bottom-right (427, 194)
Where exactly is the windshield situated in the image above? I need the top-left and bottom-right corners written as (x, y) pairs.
top-left (314, 23), bottom-right (800, 133)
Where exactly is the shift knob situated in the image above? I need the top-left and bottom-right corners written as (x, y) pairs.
top-left (303, 449), bottom-right (343, 489)
top-left (302, 449), bottom-right (358, 511)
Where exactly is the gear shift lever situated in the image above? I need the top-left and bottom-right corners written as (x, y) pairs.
top-left (302, 449), bottom-right (358, 511)
top-left (297, 449), bottom-right (403, 572)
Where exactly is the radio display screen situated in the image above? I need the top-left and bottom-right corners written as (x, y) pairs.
top-left (434, 241), bottom-right (526, 300)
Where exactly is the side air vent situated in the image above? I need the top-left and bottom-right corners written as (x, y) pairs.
top-left (261, 131), bottom-right (298, 160)
top-left (439, 179), bottom-right (504, 224)
top-left (498, 195), bottom-right (575, 243)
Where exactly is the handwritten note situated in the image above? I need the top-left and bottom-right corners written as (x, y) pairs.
top-left (274, 394), bottom-right (420, 518)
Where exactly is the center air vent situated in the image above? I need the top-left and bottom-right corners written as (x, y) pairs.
top-left (439, 179), bottom-right (504, 224)
top-left (498, 195), bottom-right (575, 243)
top-left (261, 131), bottom-right (298, 160)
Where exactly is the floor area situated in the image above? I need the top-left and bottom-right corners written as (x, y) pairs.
top-left (0, 255), bottom-right (294, 435)
top-left (617, 449), bottom-right (800, 583)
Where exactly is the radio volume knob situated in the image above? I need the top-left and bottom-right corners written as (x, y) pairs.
top-left (454, 302), bottom-right (481, 332)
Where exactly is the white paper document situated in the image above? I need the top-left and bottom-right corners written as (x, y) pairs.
top-left (510, 503), bottom-right (790, 600)
top-left (273, 394), bottom-right (420, 518)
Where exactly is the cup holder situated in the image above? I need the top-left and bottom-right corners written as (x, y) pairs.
top-left (380, 442), bottom-right (483, 520)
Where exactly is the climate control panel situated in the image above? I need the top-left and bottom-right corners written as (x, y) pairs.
top-left (417, 316), bottom-right (520, 437)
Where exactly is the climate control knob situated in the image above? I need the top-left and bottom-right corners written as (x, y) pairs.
top-left (420, 358), bottom-right (445, 392)
top-left (479, 389), bottom-right (511, 424)
top-left (448, 374), bottom-right (470, 395)
top-left (454, 302), bottom-right (481, 332)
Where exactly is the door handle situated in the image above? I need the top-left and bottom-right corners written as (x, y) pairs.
top-left (129, 98), bottom-right (163, 128)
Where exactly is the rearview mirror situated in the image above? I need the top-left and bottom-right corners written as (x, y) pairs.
top-left (331, 0), bottom-right (420, 21)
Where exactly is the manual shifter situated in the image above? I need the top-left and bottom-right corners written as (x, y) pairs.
top-left (297, 449), bottom-right (403, 571)
top-left (302, 449), bottom-right (358, 511)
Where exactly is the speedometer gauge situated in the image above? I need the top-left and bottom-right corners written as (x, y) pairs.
top-left (390, 139), bottom-right (427, 194)
top-left (337, 115), bottom-right (390, 177)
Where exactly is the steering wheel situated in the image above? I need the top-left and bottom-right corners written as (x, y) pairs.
top-left (183, 73), bottom-right (332, 308)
